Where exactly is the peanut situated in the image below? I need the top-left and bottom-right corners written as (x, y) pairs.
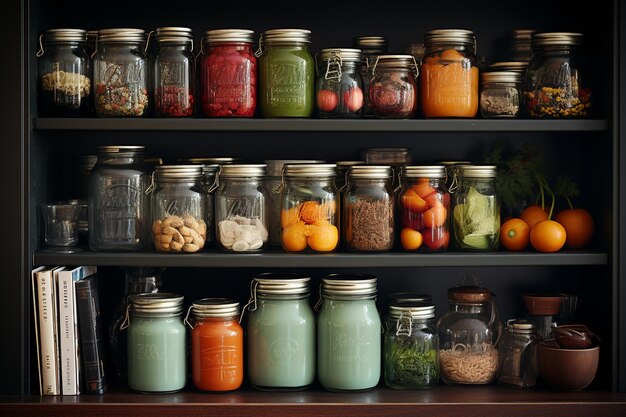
top-left (170, 241), bottom-right (183, 251)
top-left (183, 243), bottom-right (199, 252)
top-left (159, 234), bottom-right (173, 244)
top-left (152, 220), bottom-right (162, 235)
top-left (162, 226), bottom-right (177, 235)
top-left (153, 214), bottom-right (207, 253)
top-left (184, 236), bottom-right (194, 244)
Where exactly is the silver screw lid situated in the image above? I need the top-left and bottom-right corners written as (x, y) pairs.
top-left (424, 29), bottom-right (475, 47)
top-left (532, 32), bottom-right (583, 47)
top-left (261, 28), bottom-right (311, 44)
top-left (374, 54), bottom-right (417, 68)
top-left (130, 293), bottom-right (184, 315)
top-left (353, 36), bottom-right (388, 52)
top-left (283, 163), bottom-right (337, 178)
top-left (388, 302), bottom-right (435, 319)
top-left (347, 165), bottom-right (392, 179)
top-left (457, 164), bottom-right (497, 178)
top-left (264, 160), bottom-right (324, 177)
top-left (253, 273), bottom-right (311, 296)
top-left (154, 165), bottom-right (203, 181)
top-left (204, 29), bottom-right (254, 44)
top-left (97, 145), bottom-right (145, 155)
top-left (321, 274), bottom-right (377, 299)
top-left (481, 71), bottom-right (522, 84)
top-left (318, 48), bottom-right (362, 62)
top-left (487, 61), bottom-right (528, 73)
top-left (402, 165), bottom-right (446, 179)
top-left (507, 318), bottom-right (536, 333)
top-left (155, 27), bottom-right (193, 43)
top-left (191, 298), bottom-right (240, 318)
top-left (42, 28), bottom-right (87, 43)
top-left (219, 164), bottom-right (266, 178)
top-left (98, 28), bottom-right (146, 43)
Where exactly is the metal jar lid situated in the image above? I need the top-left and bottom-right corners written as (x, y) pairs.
top-left (389, 292), bottom-right (433, 304)
top-left (154, 165), bottom-right (203, 182)
top-left (388, 302), bottom-right (435, 319)
top-left (439, 160), bottom-right (472, 167)
top-left (283, 163), bottom-right (337, 178)
top-left (423, 29), bottom-right (475, 47)
top-left (401, 165), bottom-right (446, 179)
top-left (204, 29), bottom-right (254, 44)
top-left (532, 32), bottom-right (583, 48)
top-left (457, 164), bottom-right (497, 178)
top-left (353, 36), bottom-right (388, 51)
top-left (98, 28), bottom-right (146, 43)
top-left (265, 160), bottom-right (324, 177)
top-left (42, 28), bottom-right (87, 43)
top-left (253, 273), bottom-right (311, 296)
top-left (364, 147), bottom-right (411, 164)
top-left (488, 61), bottom-right (528, 72)
top-left (347, 165), bottom-right (392, 179)
top-left (201, 164), bottom-right (220, 177)
top-left (507, 318), bottom-right (536, 333)
top-left (321, 274), bottom-right (377, 299)
top-left (219, 164), bottom-right (266, 178)
top-left (480, 71), bottom-right (522, 84)
top-left (261, 28), bottom-right (311, 44)
top-left (155, 27), bottom-right (193, 44)
top-left (182, 157), bottom-right (241, 165)
top-left (318, 48), bottom-right (362, 62)
top-left (74, 155), bottom-right (98, 171)
top-left (374, 54), bottom-right (417, 69)
top-left (448, 286), bottom-right (492, 303)
top-left (130, 293), bottom-right (184, 315)
top-left (191, 298), bottom-right (240, 318)
top-left (97, 145), bottom-right (145, 155)
top-left (508, 29), bottom-right (536, 40)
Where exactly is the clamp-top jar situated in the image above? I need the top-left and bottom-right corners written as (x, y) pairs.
top-left (421, 29), bottom-right (478, 118)
top-left (153, 27), bottom-right (195, 117)
top-left (93, 28), bottom-right (149, 117)
top-left (480, 71), bottom-right (522, 118)
top-left (257, 29), bottom-right (314, 117)
top-left (370, 55), bottom-right (419, 118)
top-left (353, 36), bottom-right (388, 117)
top-left (37, 29), bottom-right (92, 116)
top-left (201, 29), bottom-right (256, 117)
top-left (315, 48), bottom-right (364, 118)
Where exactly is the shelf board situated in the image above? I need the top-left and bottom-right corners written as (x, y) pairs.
top-left (33, 248), bottom-right (608, 268)
top-left (2, 386), bottom-right (626, 417)
top-left (34, 118), bottom-right (609, 132)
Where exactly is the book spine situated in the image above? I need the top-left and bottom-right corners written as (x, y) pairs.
top-left (57, 270), bottom-right (79, 395)
top-left (36, 269), bottom-right (59, 395)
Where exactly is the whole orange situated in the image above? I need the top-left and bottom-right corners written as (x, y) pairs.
top-left (520, 205), bottom-right (549, 228)
top-left (500, 218), bottom-right (530, 251)
top-left (530, 220), bottom-right (567, 253)
top-left (555, 208), bottom-right (595, 249)
top-left (400, 227), bottom-right (423, 250)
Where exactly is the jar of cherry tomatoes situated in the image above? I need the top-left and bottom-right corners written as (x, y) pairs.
top-left (153, 27), bottom-right (195, 117)
top-left (398, 165), bottom-right (450, 252)
top-left (201, 29), bottom-right (256, 117)
top-left (370, 55), bottom-right (419, 118)
top-left (315, 48), bottom-right (364, 118)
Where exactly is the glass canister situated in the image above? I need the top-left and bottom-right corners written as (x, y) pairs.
top-left (123, 293), bottom-right (186, 393)
top-left (421, 29), bottom-right (479, 118)
top-left (480, 71), bottom-right (522, 118)
top-left (245, 273), bottom-right (315, 390)
top-left (317, 274), bottom-right (381, 391)
top-left (36, 28), bottom-right (92, 116)
top-left (523, 32), bottom-right (591, 118)
top-left (280, 164), bottom-right (339, 253)
top-left (436, 282), bottom-right (501, 385)
top-left (384, 302), bottom-right (439, 390)
top-left (88, 145), bottom-right (149, 251)
top-left (187, 298), bottom-right (244, 392)
top-left (343, 165), bottom-right (394, 252)
top-left (148, 165), bottom-right (206, 253)
top-left (452, 165), bottom-right (500, 251)
top-left (153, 27), bottom-right (195, 117)
top-left (487, 61), bottom-right (528, 73)
top-left (315, 48), bottom-right (364, 118)
top-left (215, 164), bottom-right (268, 252)
top-left (398, 165), bottom-right (450, 252)
top-left (201, 29), bottom-right (256, 117)
top-left (257, 29), bottom-right (314, 117)
top-left (93, 28), bottom-right (149, 117)
top-left (353, 36), bottom-right (388, 117)
top-left (364, 147), bottom-right (412, 166)
top-left (507, 29), bottom-right (535, 62)
top-left (369, 55), bottom-right (419, 118)
top-left (497, 318), bottom-right (538, 388)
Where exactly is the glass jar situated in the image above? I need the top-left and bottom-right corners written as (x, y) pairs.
top-left (335, 160), bottom-right (364, 191)
top-left (215, 164), bottom-right (268, 252)
top-left (148, 165), bottom-right (206, 253)
top-left (187, 298), bottom-right (244, 392)
top-left (37, 28), bottom-right (92, 116)
top-left (487, 61), bottom-right (528, 73)
top-left (480, 71), bottom-right (522, 118)
top-left (343, 165), bottom-right (394, 252)
top-left (507, 29), bottom-right (535, 62)
top-left (438, 160), bottom-right (471, 191)
top-left (201, 29), bottom-right (256, 117)
top-left (123, 293), bottom-right (186, 393)
top-left (406, 42), bottom-right (425, 63)
top-left (257, 29), bottom-right (314, 117)
top-left (398, 165), bottom-right (450, 252)
top-left (497, 319), bottom-right (539, 388)
top-left (421, 29), bottom-right (478, 118)
top-left (452, 165), bottom-right (500, 251)
top-left (436, 282), bottom-right (502, 385)
top-left (384, 302), bottom-right (439, 390)
top-left (317, 274), bottom-right (381, 391)
top-left (370, 55), bottom-right (419, 118)
top-left (245, 273), bottom-right (315, 390)
top-left (523, 32), bottom-right (591, 118)
top-left (93, 28), bottom-right (149, 117)
top-left (315, 48), bottom-right (364, 118)
top-left (88, 145), bottom-right (149, 251)
top-left (363, 147), bottom-right (411, 189)
top-left (353, 36), bottom-right (388, 117)
top-left (280, 164), bottom-right (339, 253)
top-left (153, 27), bottom-right (195, 117)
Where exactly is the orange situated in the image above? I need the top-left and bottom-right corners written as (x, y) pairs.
top-left (555, 208), bottom-right (595, 249)
top-left (520, 205), bottom-right (549, 228)
top-left (423, 205), bottom-right (447, 229)
top-left (402, 188), bottom-right (428, 213)
top-left (400, 227), bottom-right (423, 250)
top-left (281, 221), bottom-right (308, 252)
top-left (500, 218), bottom-right (530, 251)
top-left (530, 220), bottom-right (567, 253)
top-left (307, 220), bottom-right (339, 252)
top-left (300, 201), bottom-right (322, 224)
top-left (281, 205), bottom-right (301, 228)
top-left (412, 182), bottom-right (436, 199)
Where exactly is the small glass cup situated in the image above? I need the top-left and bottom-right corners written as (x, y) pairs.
top-left (40, 203), bottom-right (80, 251)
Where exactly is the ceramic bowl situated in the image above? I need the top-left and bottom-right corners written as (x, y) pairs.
top-left (538, 341), bottom-right (600, 391)
top-left (522, 293), bottom-right (565, 316)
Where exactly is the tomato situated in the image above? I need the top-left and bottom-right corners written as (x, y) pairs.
top-left (343, 87), bottom-right (363, 112)
top-left (530, 220), bottom-right (567, 253)
top-left (520, 205), bottom-right (549, 228)
top-left (555, 208), bottom-right (595, 249)
top-left (424, 192), bottom-right (443, 208)
top-left (401, 188), bottom-right (428, 213)
top-left (423, 205), bottom-right (447, 229)
top-left (412, 183), bottom-right (436, 199)
top-left (422, 227), bottom-right (449, 250)
top-left (500, 218), bottom-right (530, 251)
top-left (316, 89), bottom-right (339, 112)
top-left (400, 227), bottom-right (423, 250)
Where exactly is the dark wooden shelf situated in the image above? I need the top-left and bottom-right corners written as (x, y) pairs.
top-left (33, 118), bottom-right (609, 132)
top-left (2, 386), bottom-right (626, 417)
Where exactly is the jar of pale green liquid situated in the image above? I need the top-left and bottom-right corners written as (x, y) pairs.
top-left (245, 273), bottom-right (315, 390)
top-left (317, 274), bottom-right (381, 391)
top-left (123, 293), bottom-right (186, 393)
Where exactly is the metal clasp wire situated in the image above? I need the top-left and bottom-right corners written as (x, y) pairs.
top-left (393, 170), bottom-right (404, 194)
top-left (313, 284), bottom-right (323, 312)
top-left (411, 55), bottom-right (420, 78)
top-left (207, 167), bottom-right (221, 193)
top-left (371, 56), bottom-right (380, 77)
top-left (183, 305), bottom-right (195, 330)
top-left (254, 38), bottom-right (263, 58)
top-left (274, 166), bottom-right (287, 194)
top-left (90, 34), bottom-right (99, 59)
top-left (145, 170), bottom-right (157, 194)
top-left (36, 34), bottom-right (45, 57)
top-left (338, 169), bottom-right (350, 194)
top-left (324, 52), bottom-right (342, 81)
top-left (448, 169), bottom-right (459, 194)
top-left (240, 280), bottom-right (259, 324)
top-left (145, 30), bottom-right (154, 54)
top-left (119, 304), bottom-right (131, 330)
top-left (396, 310), bottom-right (413, 337)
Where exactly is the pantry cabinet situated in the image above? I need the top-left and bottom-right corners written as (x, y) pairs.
top-left (1, 0), bottom-right (626, 415)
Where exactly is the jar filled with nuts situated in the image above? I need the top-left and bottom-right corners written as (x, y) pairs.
top-left (149, 165), bottom-right (207, 253)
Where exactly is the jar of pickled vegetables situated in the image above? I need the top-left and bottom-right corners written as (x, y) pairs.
top-left (353, 36), bottom-right (388, 117)
top-left (315, 48), bottom-right (364, 118)
top-left (480, 71), bottom-right (522, 118)
top-left (370, 55), bottom-right (419, 118)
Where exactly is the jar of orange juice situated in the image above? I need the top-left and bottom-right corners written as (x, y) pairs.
top-left (421, 29), bottom-right (478, 118)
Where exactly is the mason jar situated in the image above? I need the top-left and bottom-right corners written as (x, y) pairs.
top-left (487, 61), bottom-right (528, 74)
top-left (343, 165), bottom-right (394, 252)
top-left (523, 32), bottom-right (591, 118)
top-left (88, 145), bottom-right (149, 251)
top-left (201, 29), bottom-right (256, 117)
top-left (452, 165), bottom-right (500, 251)
top-left (335, 160), bottom-right (364, 191)
top-left (148, 165), bottom-right (206, 253)
top-left (480, 71), bottom-right (522, 118)
top-left (245, 273), bottom-right (315, 390)
top-left (37, 28), bottom-right (92, 116)
top-left (315, 48), bottom-right (364, 118)
top-left (398, 165), bottom-right (450, 252)
top-left (317, 274), bottom-right (381, 391)
top-left (257, 29), bottom-right (314, 117)
top-left (280, 164), bottom-right (339, 253)
top-left (353, 36), bottom-right (388, 117)
top-left (370, 55), bottom-right (419, 118)
top-left (153, 27), bottom-right (195, 117)
top-left (124, 293), bottom-right (186, 393)
top-left (421, 29), bottom-right (478, 118)
top-left (187, 298), bottom-right (244, 392)
top-left (497, 318), bottom-right (539, 388)
top-left (507, 29), bottom-right (535, 62)
top-left (384, 302), bottom-right (439, 390)
top-left (93, 28), bottom-right (149, 117)
top-left (215, 164), bottom-right (268, 252)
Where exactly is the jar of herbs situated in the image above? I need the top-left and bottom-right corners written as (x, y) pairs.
top-left (497, 319), bottom-right (539, 388)
top-left (480, 71), bottom-right (522, 118)
top-left (315, 48), bottom-right (364, 118)
top-left (370, 55), bottom-right (419, 118)
top-left (353, 36), bottom-right (388, 117)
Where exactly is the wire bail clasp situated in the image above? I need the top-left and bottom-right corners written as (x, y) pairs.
top-left (395, 310), bottom-right (413, 337)
top-left (240, 280), bottom-right (259, 324)
top-left (119, 304), bottom-right (132, 330)
top-left (324, 51), bottom-right (343, 81)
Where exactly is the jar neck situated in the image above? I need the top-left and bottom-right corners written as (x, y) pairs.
top-left (194, 315), bottom-right (240, 323)
top-left (264, 43), bottom-right (309, 51)
top-left (220, 177), bottom-right (263, 186)
top-left (286, 177), bottom-right (334, 187)
top-left (425, 44), bottom-right (475, 55)
top-left (451, 302), bottom-right (487, 314)
top-left (207, 42), bottom-right (253, 52)
top-left (98, 153), bottom-right (144, 165)
top-left (349, 178), bottom-right (391, 187)
top-left (258, 293), bottom-right (309, 301)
